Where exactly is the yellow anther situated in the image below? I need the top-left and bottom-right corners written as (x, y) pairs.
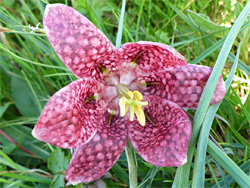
top-left (134, 105), bottom-right (146, 126)
top-left (118, 90), bottom-right (148, 126)
top-left (127, 91), bottom-right (134, 99)
top-left (133, 91), bottom-right (143, 101)
top-left (119, 97), bottom-right (128, 117)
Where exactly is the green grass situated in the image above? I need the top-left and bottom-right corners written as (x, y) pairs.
top-left (1, 0), bottom-right (249, 187)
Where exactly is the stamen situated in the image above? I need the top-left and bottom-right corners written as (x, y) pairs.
top-left (130, 104), bottom-right (135, 121)
top-left (118, 90), bottom-right (148, 126)
top-left (131, 50), bottom-right (145, 66)
top-left (108, 111), bottom-right (115, 126)
top-left (83, 95), bottom-right (96, 104)
top-left (119, 97), bottom-right (128, 117)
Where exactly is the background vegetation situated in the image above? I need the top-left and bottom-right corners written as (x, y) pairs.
top-left (0, 0), bottom-right (249, 187)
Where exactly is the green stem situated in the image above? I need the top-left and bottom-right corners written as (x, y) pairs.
top-left (125, 141), bottom-right (138, 188)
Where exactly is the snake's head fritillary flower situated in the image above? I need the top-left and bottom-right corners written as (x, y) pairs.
top-left (31, 4), bottom-right (226, 185)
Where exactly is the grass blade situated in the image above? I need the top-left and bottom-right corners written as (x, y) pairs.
top-left (139, 166), bottom-right (159, 188)
top-left (135, 0), bottom-right (145, 42)
top-left (192, 43), bottom-right (241, 188)
top-left (207, 158), bottom-right (221, 188)
top-left (211, 160), bottom-right (250, 188)
top-left (0, 178), bottom-right (33, 188)
top-left (0, 45), bottom-right (68, 71)
top-left (0, 173), bottom-right (51, 184)
top-left (0, 150), bottom-right (25, 172)
top-left (115, 0), bottom-right (126, 49)
top-left (212, 159), bottom-right (229, 188)
top-left (207, 140), bottom-right (250, 188)
top-left (111, 163), bottom-right (129, 185)
top-left (228, 53), bottom-right (250, 76)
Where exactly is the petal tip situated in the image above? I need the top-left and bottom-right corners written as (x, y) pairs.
top-left (68, 180), bottom-right (80, 186)
top-left (211, 75), bottom-right (226, 105)
top-left (44, 3), bottom-right (69, 22)
top-left (43, 4), bottom-right (62, 30)
top-left (180, 157), bottom-right (187, 166)
top-left (44, 3), bottom-right (63, 11)
top-left (31, 128), bottom-right (37, 139)
top-left (65, 174), bottom-right (90, 185)
top-left (44, 3), bottom-right (58, 17)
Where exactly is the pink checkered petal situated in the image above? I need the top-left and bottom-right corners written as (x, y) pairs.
top-left (43, 4), bottom-right (116, 79)
top-left (97, 53), bottom-right (120, 86)
top-left (65, 113), bottom-right (128, 184)
top-left (117, 42), bottom-right (187, 74)
top-left (128, 96), bottom-right (191, 167)
top-left (138, 64), bottom-right (226, 108)
top-left (32, 78), bottom-right (116, 148)
top-left (137, 41), bottom-right (186, 62)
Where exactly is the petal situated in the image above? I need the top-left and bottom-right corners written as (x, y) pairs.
top-left (32, 78), bottom-right (117, 148)
top-left (136, 64), bottom-right (226, 108)
top-left (118, 42), bottom-right (186, 70)
top-left (128, 96), bottom-right (191, 167)
top-left (43, 4), bottom-right (116, 79)
top-left (137, 41), bottom-right (186, 62)
top-left (115, 42), bottom-right (187, 85)
top-left (65, 112), bottom-right (128, 184)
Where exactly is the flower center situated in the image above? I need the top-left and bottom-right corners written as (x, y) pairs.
top-left (119, 90), bottom-right (148, 126)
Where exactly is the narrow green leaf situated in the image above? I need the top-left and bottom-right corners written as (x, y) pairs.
top-left (0, 173), bottom-right (51, 184)
top-left (111, 163), bottom-right (129, 185)
top-left (85, 0), bottom-right (112, 42)
top-left (115, 0), bottom-right (126, 49)
top-left (0, 150), bottom-right (25, 172)
top-left (0, 102), bottom-right (10, 118)
top-left (207, 158), bottom-right (221, 188)
top-left (225, 45), bottom-right (241, 89)
top-left (4, 30), bottom-right (46, 36)
top-left (187, 9), bottom-right (230, 38)
top-left (211, 160), bottom-right (250, 188)
top-left (135, 0), bottom-right (145, 42)
top-left (169, 2), bottom-right (198, 31)
top-left (0, 178), bottom-right (32, 188)
top-left (11, 74), bottom-right (41, 117)
top-left (230, 88), bottom-right (250, 126)
top-left (0, 45), bottom-right (68, 71)
top-left (216, 108), bottom-right (250, 151)
top-left (207, 140), bottom-right (250, 188)
top-left (19, 0), bottom-right (39, 24)
top-left (189, 38), bottom-right (225, 64)
top-left (139, 166), bottom-right (159, 188)
top-left (21, 70), bottom-right (42, 112)
top-left (192, 43), bottom-right (240, 188)
top-left (212, 159), bottom-right (229, 188)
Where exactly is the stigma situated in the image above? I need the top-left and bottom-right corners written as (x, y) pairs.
top-left (119, 90), bottom-right (148, 126)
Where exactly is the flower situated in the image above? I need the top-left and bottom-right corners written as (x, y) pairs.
top-left (32, 4), bottom-right (226, 185)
